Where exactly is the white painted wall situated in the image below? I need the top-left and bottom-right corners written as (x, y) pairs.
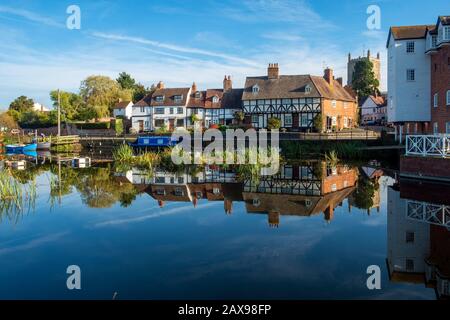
top-left (387, 35), bottom-right (431, 123)
top-left (387, 187), bottom-right (430, 275)
top-left (131, 105), bottom-right (152, 132)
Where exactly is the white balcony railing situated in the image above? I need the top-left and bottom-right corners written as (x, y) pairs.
top-left (406, 134), bottom-right (450, 158)
top-left (406, 200), bottom-right (450, 228)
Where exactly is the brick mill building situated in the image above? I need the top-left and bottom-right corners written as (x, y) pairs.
top-left (242, 64), bottom-right (358, 132)
top-left (427, 16), bottom-right (450, 134)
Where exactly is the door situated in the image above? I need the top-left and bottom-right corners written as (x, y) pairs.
top-left (138, 120), bottom-right (144, 132)
top-left (169, 119), bottom-right (175, 131)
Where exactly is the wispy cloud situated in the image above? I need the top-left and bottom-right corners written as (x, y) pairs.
top-left (91, 32), bottom-right (260, 67)
top-left (261, 31), bottom-right (303, 42)
top-left (0, 232), bottom-right (68, 256)
top-left (221, 0), bottom-right (334, 29)
top-left (0, 5), bottom-right (64, 28)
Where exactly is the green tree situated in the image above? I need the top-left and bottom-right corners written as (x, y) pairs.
top-left (50, 90), bottom-right (85, 121)
top-left (9, 96), bottom-right (34, 113)
top-left (352, 60), bottom-right (380, 101)
top-left (133, 83), bottom-right (152, 102)
top-left (116, 72), bottom-right (136, 90)
top-left (0, 112), bottom-right (18, 129)
top-left (234, 111), bottom-right (245, 124)
top-left (80, 75), bottom-right (132, 117)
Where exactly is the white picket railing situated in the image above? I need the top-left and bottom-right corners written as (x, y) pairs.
top-left (406, 200), bottom-right (450, 228)
top-left (406, 134), bottom-right (450, 158)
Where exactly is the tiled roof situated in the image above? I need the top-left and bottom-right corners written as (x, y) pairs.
top-left (242, 75), bottom-right (355, 102)
top-left (389, 25), bottom-right (434, 40)
top-left (187, 90), bottom-right (206, 108)
top-left (205, 89), bottom-right (224, 109)
top-left (369, 95), bottom-right (387, 107)
top-left (150, 87), bottom-right (190, 107)
top-left (221, 89), bottom-right (244, 110)
top-left (113, 101), bottom-right (132, 109)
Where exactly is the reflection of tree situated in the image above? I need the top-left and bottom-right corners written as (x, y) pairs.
top-left (352, 177), bottom-right (379, 210)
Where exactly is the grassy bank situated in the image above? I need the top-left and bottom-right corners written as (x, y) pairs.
top-left (280, 140), bottom-right (365, 160)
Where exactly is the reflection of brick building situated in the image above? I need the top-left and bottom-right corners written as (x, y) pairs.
top-left (242, 162), bottom-right (358, 227)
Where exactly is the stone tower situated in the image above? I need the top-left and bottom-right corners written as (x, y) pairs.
top-left (347, 50), bottom-right (381, 88)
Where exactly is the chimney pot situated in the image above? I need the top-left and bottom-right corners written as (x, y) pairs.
top-left (268, 63), bottom-right (280, 79)
top-left (324, 68), bottom-right (334, 87)
top-left (223, 75), bottom-right (232, 91)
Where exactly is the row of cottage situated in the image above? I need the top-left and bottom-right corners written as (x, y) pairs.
top-left (114, 64), bottom-right (358, 133)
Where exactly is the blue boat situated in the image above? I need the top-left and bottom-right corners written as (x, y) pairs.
top-left (5, 143), bottom-right (38, 153)
top-left (130, 136), bottom-right (180, 148)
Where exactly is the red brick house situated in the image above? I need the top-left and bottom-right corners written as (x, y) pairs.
top-left (428, 16), bottom-right (450, 134)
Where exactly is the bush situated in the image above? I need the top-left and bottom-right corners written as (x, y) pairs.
top-left (75, 122), bottom-right (111, 130)
top-left (267, 117), bottom-right (281, 130)
top-left (114, 119), bottom-right (123, 135)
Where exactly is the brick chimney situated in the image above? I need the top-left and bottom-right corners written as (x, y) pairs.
top-left (156, 81), bottom-right (165, 89)
top-left (191, 82), bottom-right (197, 93)
top-left (268, 63), bottom-right (279, 79)
top-left (336, 77), bottom-right (343, 86)
top-left (324, 68), bottom-right (334, 87)
top-left (223, 75), bottom-right (232, 92)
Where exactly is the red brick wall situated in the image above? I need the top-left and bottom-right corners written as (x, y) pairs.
top-left (430, 45), bottom-right (450, 133)
top-left (322, 98), bottom-right (358, 130)
top-left (400, 156), bottom-right (450, 180)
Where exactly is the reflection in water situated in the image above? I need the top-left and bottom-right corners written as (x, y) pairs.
top-left (1, 157), bottom-right (449, 299)
top-left (387, 179), bottom-right (450, 299)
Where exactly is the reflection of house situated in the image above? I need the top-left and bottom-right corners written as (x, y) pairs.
top-left (242, 64), bottom-right (357, 132)
top-left (242, 163), bottom-right (358, 226)
top-left (387, 181), bottom-right (450, 299)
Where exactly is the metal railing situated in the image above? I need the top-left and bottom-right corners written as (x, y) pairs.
top-left (406, 134), bottom-right (450, 158)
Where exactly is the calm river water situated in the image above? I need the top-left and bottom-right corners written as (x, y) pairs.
top-left (0, 158), bottom-right (448, 299)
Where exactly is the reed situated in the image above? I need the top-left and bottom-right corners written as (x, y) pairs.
top-left (112, 144), bottom-right (135, 162)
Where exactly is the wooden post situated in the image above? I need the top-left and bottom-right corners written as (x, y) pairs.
top-left (57, 89), bottom-right (61, 138)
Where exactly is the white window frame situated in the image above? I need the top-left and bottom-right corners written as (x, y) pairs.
top-left (406, 69), bottom-right (415, 82)
top-left (252, 85), bottom-right (259, 94)
top-left (155, 96), bottom-right (164, 102)
top-left (447, 90), bottom-right (450, 106)
top-left (300, 114), bottom-right (309, 127)
top-left (446, 122), bottom-right (450, 134)
top-left (332, 100), bottom-right (337, 108)
top-left (445, 26), bottom-right (450, 41)
top-left (284, 114), bottom-right (292, 127)
top-left (251, 114), bottom-right (258, 123)
top-left (433, 122), bottom-right (439, 134)
top-left (212, 96), bottom-right (219, 103)
top-left (434, 93), bottom-right (439, 108)
top-left (155, 107), bottom-right (165, 115)
top-left (406, 41), bottom-right (415, 53)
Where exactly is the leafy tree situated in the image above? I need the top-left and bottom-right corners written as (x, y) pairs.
top-left (80, 75), bottom-right (133, 117)
top-left (0, 112), bottom-right (18, 129)
top-left (9, 96), bottom-right (34, 113)
top-left (352, 60), bottom-right (380, 101)
top-left (133, 83), bottom-right (152, 102)
top-left (116, 72), bottom-right (136, 90)
top-left (50, 90), bottom-right (85, 121)
top-left (314, 114), bottom-right (323, 133)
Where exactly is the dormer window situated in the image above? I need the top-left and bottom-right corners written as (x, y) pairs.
top-left (155, 95), bottom-right (164, 102)
top-left (305, 84), bottom-right (312, 93)
top-left (195, 91), bottom-right (201, 99)
top-left (431, 35), bottom-right (437, 47)
top-left (174, 95), bottom-right (183, 102)
top-left (252, 85), bottom-right (259, 94)
top-left (445, 26), bottom-right (450, 41)
top-left (212, 96), bottom-right (219, 103)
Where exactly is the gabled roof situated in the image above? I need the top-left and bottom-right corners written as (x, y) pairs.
top-left (242, 75), bottom-right (355, 102)
top-left (134, 93), bottom-right (153, 107)
top-left (187, 90), bottom-right (206, 108)
top-left (205, 89), bottom-right (224, 109)
top-left (362, 95), bottom-right (387, 108)
top-left (386, 25), bottom-right (435, 47)
top-left (113, 101), bottom-right (132, 109)
top-left (150, 87), bottom-right (190, 107)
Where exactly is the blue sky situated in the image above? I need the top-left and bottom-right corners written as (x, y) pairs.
top-left (0, 0), bottom-right (448, 109)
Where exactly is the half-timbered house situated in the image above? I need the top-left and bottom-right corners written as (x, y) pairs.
top-left (242, 64), bottom-right (358, 132)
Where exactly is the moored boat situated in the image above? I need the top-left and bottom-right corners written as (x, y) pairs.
top-left (130, 136), bottom-right (180, 148)
top-left (5, 143), bottom-right (37, 153)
